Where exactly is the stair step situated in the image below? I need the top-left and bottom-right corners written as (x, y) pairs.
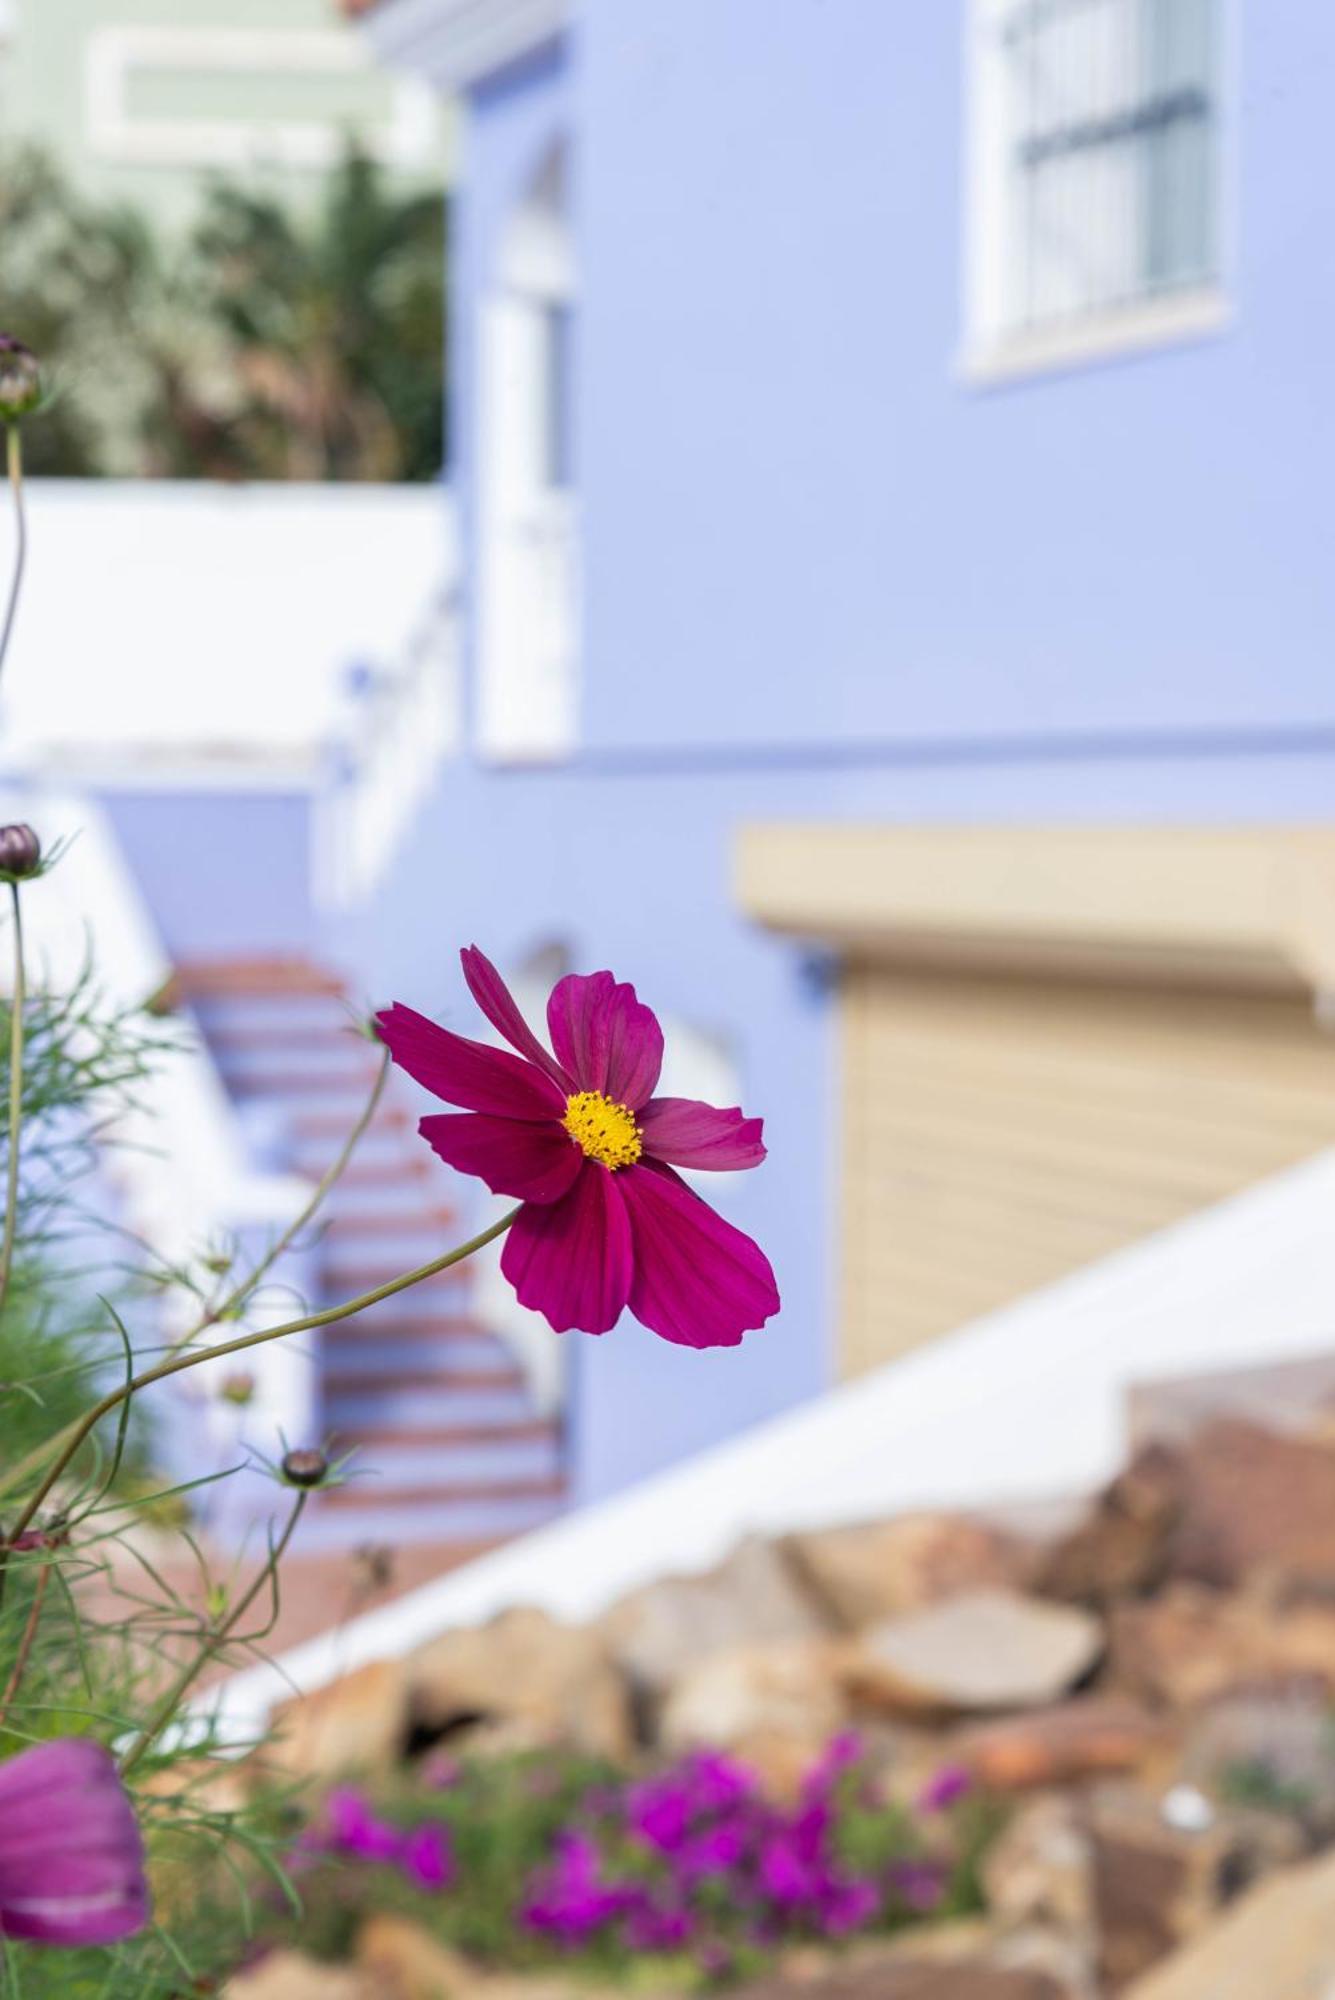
top-left (221, 1065), bottom-right (383, 1096)
top-left (333, 1418), bottom-right (555, 1449)
top-left (324, 1384), bottom-right (535, 1428)
top-left (320, 1474), bottom-right (565, 1510)
top-left (324, 1335), bottom-right (507, 1373)
top-left (322, 1261), bottom-right (469, 1293)
top-left (296, 1497), bottom-right (553, 1550)
top-left (208, 1025), bottom-right (364, 1054)
top-left (322, 1314), bottom-right (491, 1344)
top-left (294, 1107), bottom-right (411, 1141)
top-left (324, 1364), bottom-right (524, 1396)
top-left (330, 1160), bottom-right (430, 1189)
top-left (333, 1436), bottom-right (559, 1484)
top-left (324, 1206), bottom-right (456, 1237)
top-left (174, 957), bottom-right (347, 998)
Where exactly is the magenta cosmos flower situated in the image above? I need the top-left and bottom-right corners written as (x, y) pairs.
top-left (375, 948), bottom-right (779, 1347)
top-left (0, 1739), bottom-right (149, 1946)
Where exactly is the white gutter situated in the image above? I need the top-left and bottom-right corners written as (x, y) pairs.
top-left (361, 0), bottom-right (568, 89)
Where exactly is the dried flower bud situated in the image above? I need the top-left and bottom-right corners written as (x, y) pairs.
top-left (218, 1371), bottom-right (255, 1408)
top-left (0, 338), bottom-right (40, 425)
top-left (281, 1447), bottom-right (329, 1489)
top-left (0, 825), bottom-right (41, 877)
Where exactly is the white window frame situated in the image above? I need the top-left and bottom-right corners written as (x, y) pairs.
top-left (85, 26), bottom-right (438, 173)
top-left (962, 0), bottom-right (1233, 384)
top-left (476, 144), bottom-right (580, 764)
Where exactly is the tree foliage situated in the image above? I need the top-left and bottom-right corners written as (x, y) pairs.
top-left (0, 145), bottom-right (446, 482)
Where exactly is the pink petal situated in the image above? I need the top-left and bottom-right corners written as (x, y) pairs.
top-left (460, 946), bottom-right (573, 1090)
top-left (0, 1741), bottom-right (149, 1946)
top-left (640, 1097), bottom-right (767, 1171)
top-left (500, 1162), bottom-right (633, 1334)
top-left (376, 1002), bottom-right (567, 1120)
top-left (419, 1112), bottom-right (581, 1205)
top-left (546, 972), bottom-right (663, 1108)
top-left (619, 1162), bottom-right (780, 1349)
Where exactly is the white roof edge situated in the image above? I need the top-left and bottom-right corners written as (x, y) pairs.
top-left (361, 0), bottom-right (568, 90)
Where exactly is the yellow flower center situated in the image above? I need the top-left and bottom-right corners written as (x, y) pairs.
top-left (563, 1090), bottom-right (643, 1171)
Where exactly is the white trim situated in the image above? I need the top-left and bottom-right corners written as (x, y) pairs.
top-left (362, 0), bottom-right (568, 91)
top-left (85, 25), bottom-right (438, 172)
top-left (961, 0), bottom-right (1232, 383)
top-left (961, 285), bottom-right (1230, 386)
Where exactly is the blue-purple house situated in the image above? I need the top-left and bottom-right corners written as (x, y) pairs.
top-left (56, 0), bottom-right (1335, 1554)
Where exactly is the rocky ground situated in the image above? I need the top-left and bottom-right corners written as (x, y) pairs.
top-left (237, 1353), bottom-right (1335, 1997)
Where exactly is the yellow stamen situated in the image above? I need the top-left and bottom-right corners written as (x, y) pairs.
top-left (563, 1090), bottom-right (642, 1171)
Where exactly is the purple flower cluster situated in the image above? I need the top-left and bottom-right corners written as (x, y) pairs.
top-left (521, 1737), bottom-right (963, 1963)
top-left (289, 1737), bottom-right (979, 1980)
top-left (300, 1787), bottom-right (453, 1893)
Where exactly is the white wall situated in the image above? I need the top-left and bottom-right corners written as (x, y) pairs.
top-left (0, 480), bottom-right (453, 780)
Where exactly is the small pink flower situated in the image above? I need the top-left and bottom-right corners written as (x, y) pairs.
top-left (916, 1763), bottom-right (973, 1814)
top-left (376, 949), bottom-right (780, 1347)
top-left (400, 1824), bottom-right (452, 1891)
top-left (0, 1740), bottom-right (149, 1946)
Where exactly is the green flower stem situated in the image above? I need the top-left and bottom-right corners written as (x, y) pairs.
top-left (0, 882), bottom-right (26, 1321)
top-left (1, 1207), bottom-right (521, 1535)
top-left (177, 1047), bottom-right (391, 1351)
top-left (0, 1559), bottom-right (49, 1729)
top-left (119, 1488), bottom-right (308, 1777)
top-left (0, 425), bottom-right (25, 689)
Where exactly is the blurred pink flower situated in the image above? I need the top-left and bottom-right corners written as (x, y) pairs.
top-left (0, 1740), bottom-right (149, 1946)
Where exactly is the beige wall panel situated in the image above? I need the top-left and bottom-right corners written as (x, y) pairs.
top-left (841, 968), bottom-right (1335, 1378)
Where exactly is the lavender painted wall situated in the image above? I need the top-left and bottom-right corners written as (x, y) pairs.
top-left (102, 790), bottom-right (316, 962)
top-left (332, 1), bottom-right (1335, 1504)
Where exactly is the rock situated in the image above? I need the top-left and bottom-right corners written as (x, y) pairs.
top-left (1087, 1782), bottom-right (1303, 1990)
top-left (1035, 1449), bottom-right (1184, 1606)
top-left (406, 1607), bottom-right (630, 1761)
top-left (1122, 1846), bottom-right (1335, 1999)
top-left (729, 1961), bottom-right (1073, 1998)
top-left (785, 1513), bottom-right (1032, 1629)
top-left (225, 1950), bottom-right (373, 1999)
top-left (1181, 1689), bottom-right (1335, 1838)
top-left (983, 1794), bottom-right (1095, 1937)
top-left (847, 1590), bottom-right (1104, 1718)
top-left (601, 1538), bottom-right (828, 1702)
top-left (1166, 1420), bottom-right (1335, 1591)
top-left (953, 1697), bottom-right (1175, 1792)
top-left (356, 1916), bottom-right (482, 1997)
top-left (658, 1635), bottom-right (851, 1790)
top-left (268, 1659), bottom-right (408, 1781)
top-left (1109, 1583), bottom-right (1335, 1709)
top-left (988, 1928), bottom-right (1098, 2000)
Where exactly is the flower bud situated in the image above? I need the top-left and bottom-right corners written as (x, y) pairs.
top-left (281, 1447), bottom-right (329, 1489)
top-left (0, 338), bottom-right (40, 425)
top-left (0, 825), bottom-right (41, 877)
top-left (218, 1370), bottom-right (255, 1408)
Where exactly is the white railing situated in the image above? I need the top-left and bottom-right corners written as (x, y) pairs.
top-left (214, 1142), bottom-right (1335, 1741)
top-left (313, 576), bottom-right (461, 910)
top-left (1, 786), bottom-right (317, 1509)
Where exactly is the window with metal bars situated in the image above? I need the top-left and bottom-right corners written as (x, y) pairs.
top-left (979, 0), bottom-right (1221, 340)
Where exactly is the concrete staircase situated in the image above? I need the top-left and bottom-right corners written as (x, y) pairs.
top-left (173, 955), bottom-right (566, 1552)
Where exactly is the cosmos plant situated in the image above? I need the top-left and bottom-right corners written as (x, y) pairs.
top-left (0, 335), bottom-right (779, 1982)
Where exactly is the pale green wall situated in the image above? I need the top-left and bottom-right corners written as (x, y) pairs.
top-left (4, 0), bottom-right (451, 230)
